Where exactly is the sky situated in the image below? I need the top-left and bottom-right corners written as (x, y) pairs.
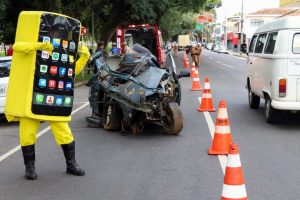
top-left (216, 0), bottom-right (280, 22)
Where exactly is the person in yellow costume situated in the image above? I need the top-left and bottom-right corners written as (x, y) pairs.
top-left (5, 11), bottom-right (90, 180)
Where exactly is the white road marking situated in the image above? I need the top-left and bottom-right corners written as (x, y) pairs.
top-left (217, 61), bottom-right (222, 64)
top-left (222, 63), bottom-right (234, 69)
top-left (0, 102), bottom-right (89, 163)
top-left (209, 57), bottom-right (213, 60)
top-left (198, 97), bottom-right (227, 174)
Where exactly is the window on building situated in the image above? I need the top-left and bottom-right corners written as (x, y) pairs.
top-left (250, 19), bottom-right (264, 27)
top-left (254, 33), bottom-right (267, 53)
top-left (293, 33), bottom-right (300, 54)
top-left (264, 32), bottom-right (278, 54)
top-left (249, 35), bottom-right (257, 53)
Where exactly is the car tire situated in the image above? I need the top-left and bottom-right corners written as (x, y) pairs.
top-left (248, 88), bottom-right (260, 109)
top-left (103, 104), bottom-right (121, 131)
top-left (162, 102), bottom-right (183, 135)
top-left (264, 97), bottom-right (280, 124)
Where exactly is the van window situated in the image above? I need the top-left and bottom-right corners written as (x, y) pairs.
top-left (293, 33), bottom-right (300, 54)
top-left (264, 32), bottom-right (278, 54)
top-left (249, 35), bottom-right (257, 52)
top-left (254, 33), bottom-right (267, 53)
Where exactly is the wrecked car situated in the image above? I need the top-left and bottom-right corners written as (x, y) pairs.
top-left (86, 44), bottom-right (189, 135)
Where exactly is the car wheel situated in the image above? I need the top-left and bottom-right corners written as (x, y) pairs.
top-left (162, 102), bottom-right (183, 135)
top-left (264, 97), bottom-right (280, 124)
top-left (103, 104), bottom-right (121, 131)
top-left (248, 88), bottom-right (260, 109)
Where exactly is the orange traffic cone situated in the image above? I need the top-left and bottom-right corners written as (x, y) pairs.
top-left (221, 143), bottom-right (248, 200)
top-left (191, 73), bottom-right (202, 91)
top-left (184, 58), bottom-right (190, 69)
top-left (208, 100), bottom-right (232, 155)
top-left (190, 63), bottom-right (197, 78)
top-left (197, 78), bottom-right (215, 112)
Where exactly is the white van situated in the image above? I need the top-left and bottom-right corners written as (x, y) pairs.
top-left (0, 56), bottom-right (12, 115)
top-left (247, 17), bottom-right (300, 123)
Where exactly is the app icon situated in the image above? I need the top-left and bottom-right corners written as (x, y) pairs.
top-left (58, 81), bottom-right (64, 89)
top-left (69, 42), bottom-right (76, 50)
top-left (38, 79), bottom-right (47, 87)
top-left (35, 94), bottom-right (44, 103)
top-left (46, 96), bottom-right (54, 104)
top-left (61, 54), bottom-right (68, 62)
top-left (41, 51), bottom-right (49, 59)
top-left (59, 67), bottom-right (66, 76)
top-left (69, 55), bottom-right (74, 63)
top-left (62, 40), bottom-right (68, 49)
top-left (67, 68), bottom-right (73, 77)
top-left (50, 66), bottom-right (57, 75)
top-left (40, 65), bottom-right (48, 73)
top-left (52, 52), bottom-right (59, 61)
top-left (65, 82), bottom-right (72, 90)
top-left (52, 38), bottom-right (61, 48)
top-left (64, 97), bottom-right (72, 105)
top-left (48, 80), bottom-right (56, 89)
top-left (43, 37), bottom-right (50, 43)
top-left (56, 96), bottom-right (63, 105)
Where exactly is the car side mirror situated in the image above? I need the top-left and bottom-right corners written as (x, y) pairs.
top-left (178, 70), bottom-right (190, 78)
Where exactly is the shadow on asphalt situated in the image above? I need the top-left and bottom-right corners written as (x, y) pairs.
top-left (90, 124), bottom-right (180, 139)
top-left (0, 115), bottom-right (18, 127)
top-left (254, 107), bottom-right (300, 128)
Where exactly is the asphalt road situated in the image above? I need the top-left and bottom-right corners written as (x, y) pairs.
top-left (0, 50), bottom-right (300, 199)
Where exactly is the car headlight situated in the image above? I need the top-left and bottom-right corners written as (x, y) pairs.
top-left (0, 85), bottom-right (7, 97)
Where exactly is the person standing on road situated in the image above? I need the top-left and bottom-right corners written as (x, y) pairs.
top-left (111, 42), bottom-right (120, 55)
top-left (5, 11), bottom-right (90, 180)
top-left (173, 43), bottom-right (178, 57)
top-left (6, 44), bottom-right (13, 56)
top-left (96, 41), bottom-right (105, 53)
top-left (190, 43), bottom-right (202, 67)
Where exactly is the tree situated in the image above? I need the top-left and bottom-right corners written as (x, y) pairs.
top-left (0, 0), bottom-right (221, 44)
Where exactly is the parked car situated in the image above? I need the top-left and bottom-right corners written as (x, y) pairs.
top-left (247, 16), bottom-right (300, 123)
top-left (217, 45), bottom-right (229, 54)
top-left (0, 56), bottom-right (12, 115)
top-left (206, 43), bottom-right (213, 50)
top-left (211, 44), bottom-right (216, 51)
top-left (212, 45), bottom-right (220, 52)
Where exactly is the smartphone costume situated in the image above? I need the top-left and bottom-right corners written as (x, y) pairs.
top-left (5, 11), bottom-right (90, 180)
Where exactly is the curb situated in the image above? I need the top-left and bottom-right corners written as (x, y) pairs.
top-left (229, 52), bottom-right (247, 59)
top-left (75, 80), bottom-right (88, 88)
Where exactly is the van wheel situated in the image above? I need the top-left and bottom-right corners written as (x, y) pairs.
top-left (265, 97), bottom-right (280, 124)
top-left (248, 88), bottom-right (260, 109)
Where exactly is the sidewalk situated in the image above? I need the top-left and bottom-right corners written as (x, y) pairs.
top-left (229, 51), bottom-right (247, 59)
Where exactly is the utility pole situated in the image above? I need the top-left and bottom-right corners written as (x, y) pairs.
top-left (239, 0), bottom-right (244, 54)
top-left (224, 6), bottom-right (227, 48)
top-left (92, 9), bottom-right (95, 52)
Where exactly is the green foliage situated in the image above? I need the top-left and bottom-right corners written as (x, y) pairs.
top-left (0, 0), bottom-right (222, 44)
top-left (159, 10), bottom-right (197, 40)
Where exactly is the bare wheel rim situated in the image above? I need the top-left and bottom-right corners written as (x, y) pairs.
top-left (105, 106), bottom-right (112, 127)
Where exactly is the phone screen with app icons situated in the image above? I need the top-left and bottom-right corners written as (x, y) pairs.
top-left (31, 13), bottom-right (81, 116)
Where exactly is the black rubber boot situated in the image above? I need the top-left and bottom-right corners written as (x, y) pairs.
top-left (21, 145), bottom-right (38, 180)
top-left (61, 141), bottom-right (85, 176)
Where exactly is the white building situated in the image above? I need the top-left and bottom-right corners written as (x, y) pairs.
top-left (244, 8), bottom-right (300, 44)
top-left (222, 8), bottom-right (300, 50)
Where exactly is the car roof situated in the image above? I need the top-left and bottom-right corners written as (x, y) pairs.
top-left (255, 16), bottom-right (300, 33)
top-left (0, 56), bottom-right (12, 61)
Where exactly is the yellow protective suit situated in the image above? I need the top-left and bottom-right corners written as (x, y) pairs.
top-left (4, 11), bottom-right (90, 146)
top-left (17, 42), bottom-right (89, 145)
